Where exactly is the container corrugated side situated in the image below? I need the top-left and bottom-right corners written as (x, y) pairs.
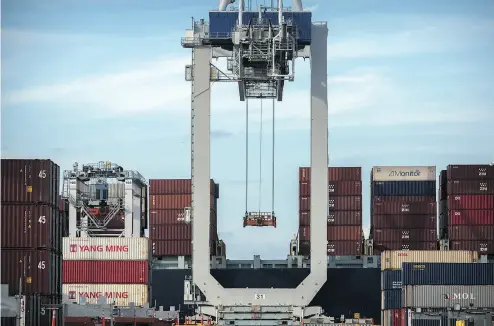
top-left (298, 240), bottom-right (362, 256)
top-left (372, 181), bottom-right (436, 196)
top-left (372, 166), bottom-right (436, 182)
top-left (299, 226), bottom-right (362, 241)
top-left (447, 165), bottom-right (494, 180)
top-left (299, 211), bottom-right (362, 226)
top-left (62, 237), bottom-right (149, 260)
top-left (300, 196), bottom-right (362, 211)
top-left (372, 215), bottom-right (436, 229)
top-left (150, 194), bottom-right (217, 211)
top-left (448, 225), bottom-right (494, 241)
top-left (149, 179), bottom-right (217, 196)
top-left (447, 180), bottom-right (494, 195)
top-left (372, 202), bottom-right (436, 215)
top-left (149, 224), bottom-right (217, 241)
top-left (150, 208), bottom-right (217, 225)
top-left (403, 285), bottom-right (494, 308)
top-left (62, 284), bottom-right (148, 306)
top-left (63, 261), bottom-right (149, 284)
top-left (382, 289), bottom-right (402, 309)
top-left (372, 229), bottom-right (437, 243)
top-left (299, 181), bottom-right (362, 196)
top-left (152, 240), bottom-right (217, 256)
top-left (381, 270), bottom-right (402, 290)
top-left (447, 209), bottom-right (494, 225)
top-left (373, 242), bottom-right (437, 255)
top-left (381, 250), bottom-right (478, 271)
top-left (373, 196), bottom-right (436, 203)
top-left (402, 263), bottom-right (494, 285)
top-left (447, 195), bottom-right (494, 210)
top-left (299, 167), bottom-right (362, 182)
top-left (449, 240), bottom-right (494, 254)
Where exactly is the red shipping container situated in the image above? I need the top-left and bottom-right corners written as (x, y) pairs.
top-left (151, 240), bottom-right (217, 256)
top-left (447, 165), bottom-right (494, 180)
top-left (1, 159), bottom-right (60, 207)
top-left (373, 241), bottom-right (437, 254)
top-left (1, 204), bottom-right (62, 251)
top-left (371, 214), bottom-right (436, 229)
top-left (149, 224), bottom-right (218, 241)
top-left (299, 167), bottom-right (362, 182)
top-left (447, 180), bottom-right (494, 195)
top-left (372, 201), bottom-right (436, 215)
top-left (149, 209), bottom-right (217, 225)
top-left (449, 240), bottom-right (494, 255)
top-left (391, 309), bottom-right (406, 326)
top-left (299, 196), bottom-right (362, 211)
top-left (299, 226), bottom-right (362, 241)
top-left (447, 195), bottom-right (494, 210)
top-left (299, 181), bottom-right (362, 197)
top-left (447, 209), bottom-right (494, 225)
top-left (371, 228), bottom-right (437, 242)
top-left (63, 260), bottom-right (148, 284)
top-left (447, 225), bottom-right (494, 241)
top-left (149, 179), bottom-right (218, 197)
top-left (299, 211), bottom-right (362, 226)
top-left (1, 249), bottom-right (61, 296)
top-left (299, 240), bottom-right (362, 256)
top-left (373, 196), bottom-right (436, 203)
top-left (150, 194), bottom-right (217, 210)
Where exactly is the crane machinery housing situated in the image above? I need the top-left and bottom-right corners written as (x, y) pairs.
top-left (181, 0), bottom-right (329, 324)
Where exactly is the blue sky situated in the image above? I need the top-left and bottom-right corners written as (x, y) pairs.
top-left (1, 0), bottom-right (493, 259)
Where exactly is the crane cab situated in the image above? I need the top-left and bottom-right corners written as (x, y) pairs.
top-left (243, 212), bottom-right (276, 227)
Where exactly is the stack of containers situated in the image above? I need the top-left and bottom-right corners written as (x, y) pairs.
top-left (380, 250), bottom-right (479, 326)
top-left (149, 179), bottom-right (220, 257)
top-left (298, 167), bottom-right (363, 256)
top-left (370, 166), bottom-right (437, 254)
top-left (439, 165), bottom-right (494, 255)
top-left (0, 159), bottom-right (63, 325)
top-left (62, 237), bottom-right (150, 306)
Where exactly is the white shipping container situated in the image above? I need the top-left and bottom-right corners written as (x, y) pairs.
top-left (62, 284), bottom-right (148, 306)
top-left (63, 237), bottom-right (149, 261)
top-left (403, 285), bottom-right (494, 308)
top-left (372, 166), bottom-right (436, 181)
top-left (381, 250), bottom-right (478, 271)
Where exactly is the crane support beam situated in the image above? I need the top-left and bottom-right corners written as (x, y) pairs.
top-left (190, 22), bottom-right (328, 307)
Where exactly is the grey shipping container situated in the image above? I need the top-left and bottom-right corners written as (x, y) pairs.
top-left (403, 285), bottom-right (494, 308)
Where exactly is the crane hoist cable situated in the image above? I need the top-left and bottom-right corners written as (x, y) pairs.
top-left (258, 99), bottom-right (263, 214)
top-left (271, 98), bottom-right (275, 214)
top-left (245, 99), bottom-right (249, 215)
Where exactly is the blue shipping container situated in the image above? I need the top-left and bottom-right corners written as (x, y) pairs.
top-left (402, 263), bottom-right (494, 285)
top-left (372, 181), bottom-right (436, 196)
top-left (382, 289), bottom-right (401, 310)
top-left (208, 11), bottom-right (312, 44)
top-left (381, 270), bottom-right (402, 290)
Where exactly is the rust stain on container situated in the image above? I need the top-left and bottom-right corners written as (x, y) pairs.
top-left (372, 215), bottom-right (436, 229)
top-left (447, 225), bottom-right (494, 241)
top-left (299, 167), bottom-right (362, 182)
top-left (447, 165), bottom-right (494, 180)
top-left (63, 260), bottom-right (149, 284)
top-left (1, 159), bottom-right (60, 207)
top-left (372, 229), bottom-right (437, 242)
top-left (372, 201), bottom-right (436, 215)
top-left (1, 249), bottom-right (61, 296)
top-left (299, 181), bottom-right (362, 196)
top-left (447, 195), bottom-right (494, 210)
top-left (449, 240), bottom-right (494, 255)
top-left (299, 196), bottom-right (362, 211)
top-left (447, 180), bottom-right (494, 195)
top-left (149, 179), bottom-right (218, 197)
top-left (149, 209), bottom-right (217, 225)
top-left (150, 194), bottom-right (217, 211)
top-left (299, 211), bottom-right (362, 226)
top-left (299, 240), bottom-right (362, 256)
top-left (149, 224), bottom-right (218, 241)
top-left (299, 225), bottom-right (362, 241)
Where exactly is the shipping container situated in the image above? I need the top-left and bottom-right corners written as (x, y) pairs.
top-left (381, 250), bottom-right (478, 271)
top-left (299, 226), bottom-right (362, 241)
top-left (150, 209), bottom-right (217, 225)
top-left (449, 240), bottom-right (494, 255)
top-left (446, 180), bottom-right (494, 195)
top-left (371, 215), bottom-right (436, 229)
top-left (373, 242), bottom-right (437, 254)
top-left (299, 211), bottom-right (362, 226)
top-left (447, 225), bottom-right (494, 241)
top-left (372, 229), bottom-right (437, 243)
top-left (372, 181), bottom-right (436, 197)
top-left (1, 204), bottom-right (62, 251)
top-left (381, 289), bottom-right (402, 309)
top-left (300, 196), bottom-right (362, 211)
top-left (149, 179), bottom-right (218, 197)
top-left (372, 166), bottom-right (436, 182)
top-left (402, 263), bottom-right (494, 286)
top-left (62, 237), bottom-right (149, 260)
top-left (62, 284), bottom-right (148, 306)
top-left (403, 285), bottom-right (494, 308)
top-left (381, 270), bottom-right (402, 290)
top-left (1, 249), bottom-right (61, 295)
top-left (446, 209), bottom-right (494, 225)
top-left (372, 202), bottom-right (436, 215)
top-left (298, 240), bottom-right (362, 256)
top-left (62, 260), bottom-right (149, 284)
top-left (373, 196), bottom-right (436, 203)
top-left (299, 181), bottom-right (362, 196)
top-left (152, 240), bottom-right (217, 256)
top-left (149, 224), bottom-right (218, 241)
top-left (150, 194), bottom-right (217, 210)
top-left (1, 159), bottom-right (60, 207)
top-left (299, 167), bottom-right (362, 182)
top-left (447, 195), bottom-right (494, 210)
top-left (447, 165), bottom-right (494, 180)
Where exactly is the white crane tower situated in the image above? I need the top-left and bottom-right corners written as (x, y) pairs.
top-left (181, 0), bottom-right (328, 324)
